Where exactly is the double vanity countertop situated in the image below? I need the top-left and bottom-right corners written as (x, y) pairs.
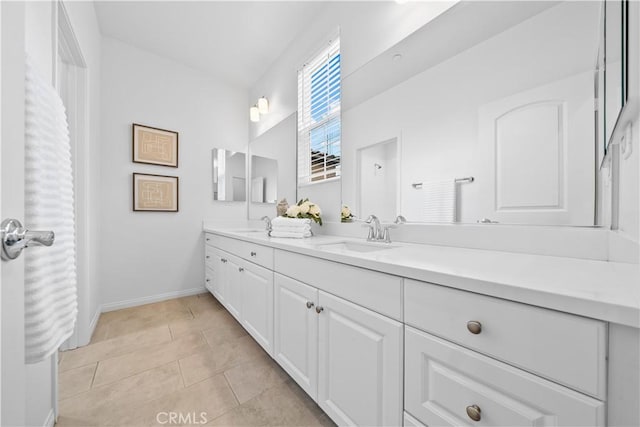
top-left (203, 225), bottom-right (640, 328)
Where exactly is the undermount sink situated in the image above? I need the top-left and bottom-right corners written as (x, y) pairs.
top-left (315, 241), bottom-right (396, 253)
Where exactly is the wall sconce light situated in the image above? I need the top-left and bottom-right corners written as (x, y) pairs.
top-left (258, 96), bottom-right (269, 114)
top-left (249, 105), bottom-right (260, 122)
top-left (250, 96), bottom-right (269, 122)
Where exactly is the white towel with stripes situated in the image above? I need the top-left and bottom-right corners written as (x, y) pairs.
top-left (24, 55), bottom-right (77, 364)
top-left (420, 179), bottom-right (456, 223)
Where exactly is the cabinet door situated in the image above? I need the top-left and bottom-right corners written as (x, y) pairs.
top-left (317, 291), bottom-right (403, 426)
top-left (240, 261), bottom-right (274, 355)
top-left (225, 257), bottom-right (243, 321)
top-left (274, 274), bottom-right (318, 400)
top-left (210, 250), bottom-right (227, 304)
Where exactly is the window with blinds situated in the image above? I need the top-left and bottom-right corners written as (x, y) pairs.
top-left (297, 37), bottom-right (341, 185)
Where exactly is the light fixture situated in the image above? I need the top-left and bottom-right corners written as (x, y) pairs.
top-left (249, 105), bottom-right (260, 122)
top-left (257, 96), bottom-right (269, 114)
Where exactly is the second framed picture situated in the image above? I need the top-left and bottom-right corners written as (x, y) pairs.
top-left (132, 123), bottom-right (179, 167)
top-left (133, 173), bottom-right (179, 212)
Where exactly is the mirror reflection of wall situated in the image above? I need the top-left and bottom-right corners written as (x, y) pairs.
top-left (604, 0), bottom-right (626, 147)
top-left (248, 113), bottom-right (297, 219)
top-left (341, 1), bottom-right (602, 226)
top-left (212, 148), bottom-right (247, 202)
top-left (251, 156), bottom-right (278, 203)
top-left (356, 138), bottom-right (398, 221)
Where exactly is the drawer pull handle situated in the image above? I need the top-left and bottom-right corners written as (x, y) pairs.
top-left (238, 267), bottom-right (244, 272)
top-left (250, 251), bottom-right (257, 257)
top-left (467, 321), bottom-right (482, 335)
top-left (466, 405), bottom-right (481, 422)
top-left (306, 301), bottom-right (315, 309)
top-left (315, 306), bottom-right (324, 314)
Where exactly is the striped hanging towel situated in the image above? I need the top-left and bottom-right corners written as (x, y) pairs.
top-left (24, 55), bottom-right (78, 364)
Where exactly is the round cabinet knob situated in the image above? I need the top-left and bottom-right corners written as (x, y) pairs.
top-left (466, 405), bottom-right (481, 422)
top-left (306, 301), bottom-right (315, 309)
top-left (250, 251), bottom-right (257, 257)
top-left (206, 255), bottom-right (210, 259)
top-left (467, 321), bottom-right (482, 335)
top-left (206, 279), bottom-right (210, 282)
top-left (238, 267), bottom-right (244, 272)
top-left (206, 238), bottom-right (210, 241)
top-left (315, 306), bottom-right (324, 314)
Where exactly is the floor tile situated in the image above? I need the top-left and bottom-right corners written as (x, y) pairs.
top-left (169, 307), bottom-right (242, 339)
top-left (92, 332), bottom-right (207, 387)
top-left (58, 363), bottom-right (97, 400)
top-left (60, 325), bottom-right (172, 372)
top-left (57, 361), bottom-right (184, 426)
top-left (224, 357), bottom-right (289, 404)
top-left (201, 312), bottom-right (247, 346)
top-left (117, 374), bottom-right (239, 426)
top-left (179, 335), bottom-right (265, 387)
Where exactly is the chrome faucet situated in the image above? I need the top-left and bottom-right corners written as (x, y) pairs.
top-left (261, 216), bottom-right (272, 232)
top-left (364, 215), bottom-right (381, 241)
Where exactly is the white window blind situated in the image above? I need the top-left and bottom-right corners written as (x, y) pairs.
top-left (297, 37), bottom-right (341, 185)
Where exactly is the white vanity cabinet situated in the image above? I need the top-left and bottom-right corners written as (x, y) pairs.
top-left (273, 272), bottom-right (403, 426)
top-left (204, 234), bottom-right (275, 355)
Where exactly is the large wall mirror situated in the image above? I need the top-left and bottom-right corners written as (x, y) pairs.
top-left (248, 113), bottom-right (297, 219)
top-left (212, 148), bottom-right (246, 202)
top-left (340, 1), bottom-right (610, 226)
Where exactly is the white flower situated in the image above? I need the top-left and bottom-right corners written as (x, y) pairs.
top-left (309, 204), bottom-right (321, 216)
top-left (286, 205), bottom-right (301, 217)
top-left (341, 206), bottom-right (352, 218)
top-left (299, 201), bottom-right (311, 214)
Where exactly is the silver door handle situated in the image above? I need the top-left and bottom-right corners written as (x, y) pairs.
top-left (1, 219), bottom-right (55, 260)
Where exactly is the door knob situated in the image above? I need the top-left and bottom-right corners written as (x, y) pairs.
top-left (1, 219), bottom-right (55, 260)
top-left (315, 306), bottom-right (324, 314)
top-left (467, 321), bottom-right (482, 335)
top-left (306, 301), bottom-right (315, 309)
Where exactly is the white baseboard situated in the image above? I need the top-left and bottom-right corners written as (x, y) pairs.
top-left (43, 409), bottom-right (55, 427)
top-left (101, 287), bottom-right (207, 312)
top-left (87, 307), bottom-right (100, 339)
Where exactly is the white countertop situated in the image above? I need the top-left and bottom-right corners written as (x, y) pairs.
top-left (203, 225), bottom-right (640, 328)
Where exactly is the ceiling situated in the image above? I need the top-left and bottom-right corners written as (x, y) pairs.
top-left (94, 1), bottom-right (329, 88)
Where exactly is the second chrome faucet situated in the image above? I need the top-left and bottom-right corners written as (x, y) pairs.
top-left (364, 214), bottom-right (406, 243)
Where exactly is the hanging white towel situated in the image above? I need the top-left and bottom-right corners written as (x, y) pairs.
top-left (24, 55), bottom-right (77, 364)
top-left (420, 179), bottom-right (457, 223)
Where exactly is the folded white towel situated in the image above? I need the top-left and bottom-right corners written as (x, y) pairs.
top-left (270, 230), bottom-right (312, 238)
top-left (24, 55), bottom-right (77, 364)
top-left (272, 217), bottom-right (312, 228)
top-left (420, 179), bottom-right (456, 223)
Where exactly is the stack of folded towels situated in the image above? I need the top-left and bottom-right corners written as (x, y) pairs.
top-left (270, 217), bottom-right (312, 238)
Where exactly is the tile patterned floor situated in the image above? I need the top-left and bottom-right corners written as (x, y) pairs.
top-left (56, 293), bottom-right (334, 427)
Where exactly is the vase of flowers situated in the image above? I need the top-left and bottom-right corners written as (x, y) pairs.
top-left (284, 198), bottom-right (322, 226)
top-left (341, 205), bottom-right (354, 223)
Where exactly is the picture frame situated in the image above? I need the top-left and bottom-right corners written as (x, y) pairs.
top-left (133, 173), bottom-right (179, 212)
top-left (132, 123), bottom-right (179, 167)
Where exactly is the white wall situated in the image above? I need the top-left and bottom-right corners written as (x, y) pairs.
top-left (100, 37), bottom-right (248, 308)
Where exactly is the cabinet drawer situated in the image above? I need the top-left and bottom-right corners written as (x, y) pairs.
top-left (207, 233), bottom-right (274, 270)
top-left (204, 245), bottom-right (216, 271)
top-left (404, 280), bottom-right (607, 399)
top-left (275, 250), bottom-right (402, 321)
top-left (405, 327), bottom-right (605, 427)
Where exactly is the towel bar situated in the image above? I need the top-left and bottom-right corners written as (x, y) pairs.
top-left (411, 176), bottom-right (474, 189)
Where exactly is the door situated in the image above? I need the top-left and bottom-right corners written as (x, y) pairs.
top-left (475, 71), bottom-right (595, 225)
top-left (240, 262), bottom-right (274, 355)
top-left (225, 256), bottom-right (243, 321)
top-left (210, 249), bottom-right (227, 304)
top-left (1, 2), bottom-right (27, 425)
top-left (356, 138), bottom-right (399, 222)
top-left (273, 274), bottom-right (318, 400)
top-left (317, 291), bottom-right (403, 426)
